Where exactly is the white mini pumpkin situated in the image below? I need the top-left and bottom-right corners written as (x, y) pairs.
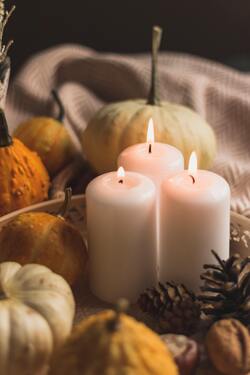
top-left (0, 261), bottom-right (75, 375)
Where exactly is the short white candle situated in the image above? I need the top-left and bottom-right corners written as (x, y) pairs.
top-left (118, 119), bottom-right (184, 190)
top-left (86, 167), bottom-right (157, 303)
top-left (160, 152), bottom-right (230, 291)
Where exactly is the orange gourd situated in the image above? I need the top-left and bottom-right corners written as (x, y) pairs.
top-left (50, 302), bottom-right (179, 375)
top-left (0, 188), bottom-right (88, 286)
top-left (0, 110), bottom-right (50, 216)
top-left (14, 90), bottom-right (76, 176)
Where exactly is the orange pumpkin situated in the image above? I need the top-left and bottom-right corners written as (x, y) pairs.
top-left (0, 188), bottom-right (88, 286)
top-left (0, 110), bottom-right (50, 216)
top-left (14, 90), bottom-right (76, 176)
top-left (50, 302), bottom-right (178, 375)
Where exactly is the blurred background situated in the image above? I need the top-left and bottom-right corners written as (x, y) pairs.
top-left (5, 0), bottom-right (250, 73)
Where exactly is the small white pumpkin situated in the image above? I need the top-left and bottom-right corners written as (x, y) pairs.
top-left (0, 261), bottom-right (75, 375)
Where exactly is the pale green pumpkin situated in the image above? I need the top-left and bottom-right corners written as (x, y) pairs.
top-left (82, 27), bottom-right (216, 173)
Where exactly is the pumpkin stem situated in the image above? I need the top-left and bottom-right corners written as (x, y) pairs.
top-left (107, 299), bottom-right (129, 332)
top-left (57, 187), bottom-right (72, 218)
top-left (0, 291), bottom-right (6, 300)
top-left (147, 26), bottom-right (162, 106)
top-left (51, 89), bottom-right (65, 123)
top-left (0, 109), bottom-right (12, 147)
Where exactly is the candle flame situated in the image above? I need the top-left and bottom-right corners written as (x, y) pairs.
top-left (147, 118), bottom-right (155, 144)
top-left (117, 166), bottom-right (125, 180)
top-left (188, 151), bottom-right (198, 176)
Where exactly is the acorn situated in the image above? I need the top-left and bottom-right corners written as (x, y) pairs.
top-left (14, 90), bottom-right (76, 176)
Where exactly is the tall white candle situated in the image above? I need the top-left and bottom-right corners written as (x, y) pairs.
top-left (118, 119), bottom-right (184, 190)
top-left (86, 167), bottom-right (157, 303)
top-left (118, 119), bottom-right (184, 268)
top-left (160, 152), bottom-right (230, 291)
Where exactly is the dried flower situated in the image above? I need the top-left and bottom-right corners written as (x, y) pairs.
top-left (0, 0), bottom-right (15, 63)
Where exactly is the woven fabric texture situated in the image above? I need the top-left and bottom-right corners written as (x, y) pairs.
top-left (5, 44), bottom-right (250, 216)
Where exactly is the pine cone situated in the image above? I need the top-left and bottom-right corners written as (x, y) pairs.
top-left (199, 250), bottom-right (250, 326)
top-left (138, 282), bottom-right (201, 335)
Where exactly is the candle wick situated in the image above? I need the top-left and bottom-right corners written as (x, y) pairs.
top-left (189, 175), bottom-right (195, 184)
top-left (118, 179), bottom-right (123, 184)
top-left (149, 143), bottom-right (152, 153)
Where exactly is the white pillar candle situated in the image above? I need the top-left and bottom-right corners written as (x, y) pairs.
top-left (118, 119), bottom-right (184, 268)
top-left (118, 119), bottom-right (184, 190)
top-left (160, 152), bottom-right (230, 291)
top-left (86, 167), bottom-right (157, 303)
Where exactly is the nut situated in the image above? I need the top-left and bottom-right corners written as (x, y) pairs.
top-left (161, 334), bottom-right (199, 375)
top-left (206, 319), bottom-right (250, 375)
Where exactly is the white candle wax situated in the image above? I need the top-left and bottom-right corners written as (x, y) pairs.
top-left (118, 120), bottom-right (184, 268)
top-left (86, 169), bottom-right (157, 303)
top-left (118, 142), bottom-right (184, 190)
top-left (160, 164), bottom-right (230, 291)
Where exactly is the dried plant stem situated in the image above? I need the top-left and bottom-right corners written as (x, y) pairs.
top-left (51, 89), bottom-right (65, 122)
top-left (0, 3), bottom-right (15, 62)
top-left (0, 108), bottom-right (12, 147)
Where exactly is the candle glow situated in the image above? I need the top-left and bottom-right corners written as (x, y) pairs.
top-left (117, 166), bottom-right (125, 183)
top-left (147, 118), bottom-right (155, 153)
top-left (188, 151), bottom-right (198, 183)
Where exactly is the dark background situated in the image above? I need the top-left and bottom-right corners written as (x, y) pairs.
top-left (5, 0), bottom-right (250, 73)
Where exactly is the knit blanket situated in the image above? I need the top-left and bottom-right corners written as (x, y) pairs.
top-left (6, 44), bottom-right (250, 216)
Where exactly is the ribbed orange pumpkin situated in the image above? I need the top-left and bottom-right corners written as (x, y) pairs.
top-left (14, 90), bottom-right (76, 176)
top-left (0, 110), bottom-right (50, 216)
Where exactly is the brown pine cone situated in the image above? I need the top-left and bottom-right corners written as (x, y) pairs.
top-left (138, 282), bottom-right (201, 335)
top-left (199, 250), bottom-right (250, 326)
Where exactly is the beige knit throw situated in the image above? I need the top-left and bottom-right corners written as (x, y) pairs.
top-left (5, 44), bottom-right (250, 216)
